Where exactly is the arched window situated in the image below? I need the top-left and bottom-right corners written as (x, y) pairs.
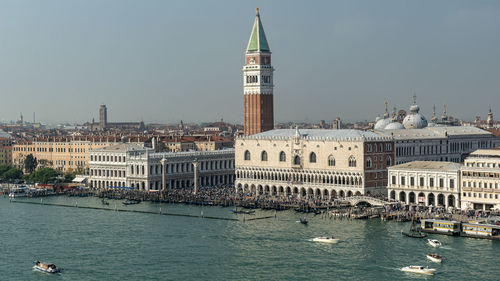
top-left (328, 155), bottom-right (335, 167)
top-left (348, 156), bottom-right (357, 167)
top-left (244, 150), bottom-right (251, 161)
top-left (309, 152), bottom-right (316, 163)
top-left (366, 157), bottom-right (372, 168)
top-left (261, 151), bottom-right (268, 161)
top-left (294, 155), bottom-right (301, 165)
top-left (279, 151), bottom-right (286, 162)
top-left (386, 156), bottom-right (392, 167)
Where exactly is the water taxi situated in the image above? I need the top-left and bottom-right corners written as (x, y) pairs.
top-left (427, 239), bottom-right (442, 247)
top-left (312, 237), bottom-right (339, 243)
top-left (33, 261), bottom-right (60, 274)
top-left (426, 253), bottom-right (442, 263)
top-left (401, 265), bottom-right (436, 275)
top-left (8, 186), bottom-right (29, 198)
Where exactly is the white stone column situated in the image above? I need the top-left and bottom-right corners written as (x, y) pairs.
top-left (193, 159), bottom-right (199, 195)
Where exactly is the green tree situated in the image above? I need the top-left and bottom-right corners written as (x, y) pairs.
top-left (29, 167), bottom-right (60, 184)
top-left (24, 154), bottom-right (38, 173)
top-left (0, 164), bottom-right (10, 177)
top-left (2, 168), bottom-right (23, 181)
top-left (64, 173), bottom-right (75, 183)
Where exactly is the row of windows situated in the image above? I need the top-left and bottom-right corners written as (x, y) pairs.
top-left (90, 169), bottom-right (125, 178)
top-left (463, 192), bottom-right (499, 199)
top-left (463, 181), bottom-right (499, 189)
top-left (244, 150), bottom-right (355, 167)
top-left (366, 157), bottom-right (392, 168)
top-left (465, 162), bottom-right (500, 168)
top-left (13, 146), bottom-right (88, 153)
top-left (91, 154), bottom-right (125, 162)
top-left (366, 143), bottom-right (392, 152)
top-left (462, 171), bottom-right (500, 178)
top-left (392, 175), bottom-right (455, 189)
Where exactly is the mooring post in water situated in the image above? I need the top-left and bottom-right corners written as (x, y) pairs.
top-left (159, 207), bottom-right (162, 215)
top-left (41, 198), bottom-right (43, 205)
top-left (201, 210), bottom-right (204, 218)
top-left (275, 210), bottom-right (277, 218)
top-left (76, 201), bottom-right (78, 208)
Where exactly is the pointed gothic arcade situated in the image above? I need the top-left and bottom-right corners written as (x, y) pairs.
top-left (243, 8), bottom-right (274, 136)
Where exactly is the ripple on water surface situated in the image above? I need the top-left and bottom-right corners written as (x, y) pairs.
top-left (1, 197), bottom-right (499, 281)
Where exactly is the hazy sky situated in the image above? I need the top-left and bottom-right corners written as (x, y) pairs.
top-left (1, 0), bottom-right (499, 124)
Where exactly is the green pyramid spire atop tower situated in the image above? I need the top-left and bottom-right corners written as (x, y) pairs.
top-left (246, 8), bottom-right (270, 52)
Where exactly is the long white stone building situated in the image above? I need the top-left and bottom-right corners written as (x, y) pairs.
top-left (235, 128), bottom-right (394, 198)
top-left (387, 161), bottom-right (461, 208)
top-left (89, 143), bottom-right (235, 190)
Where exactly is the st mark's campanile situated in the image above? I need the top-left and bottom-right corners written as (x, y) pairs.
top-left (243, 8), bottom-right (274, 135)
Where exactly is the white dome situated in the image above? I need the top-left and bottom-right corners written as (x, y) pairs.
top-left (403, 113), bottom-right (428, 129)
top-left (374, 118), bottom-right (391, 130)
top-left (384, 122), bottom-right (405, 130)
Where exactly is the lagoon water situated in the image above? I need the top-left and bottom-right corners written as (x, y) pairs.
top-left (1, 196), bottom-right (499, 281)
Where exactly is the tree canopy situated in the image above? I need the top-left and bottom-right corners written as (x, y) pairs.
top-left (29, 168), bottom-right (60, 184)
top-left (2, 167), bottom-right (23, 181)
top-left (24, 154), bottom-right (38, 173)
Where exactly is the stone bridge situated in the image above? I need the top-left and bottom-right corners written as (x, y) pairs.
top-left (344, 196), bottom-right (389, 207)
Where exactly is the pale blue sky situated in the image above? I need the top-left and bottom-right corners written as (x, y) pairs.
top-left (0, 0), bottom-right (499, 124)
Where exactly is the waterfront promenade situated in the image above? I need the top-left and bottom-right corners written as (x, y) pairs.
top-left (4, 185), bottom-right (498, 224)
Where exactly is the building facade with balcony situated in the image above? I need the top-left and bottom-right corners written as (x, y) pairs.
top-left (460, 148), bottom-right (500, 210)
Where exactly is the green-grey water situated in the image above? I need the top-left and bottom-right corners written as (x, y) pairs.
top-left (1, 196), bottom-right (499, 281)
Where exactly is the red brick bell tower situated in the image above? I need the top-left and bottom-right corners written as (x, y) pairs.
top-left (243, 8), bottom-right (274, 135)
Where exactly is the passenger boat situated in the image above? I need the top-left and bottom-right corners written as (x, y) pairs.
top-left (299, 218), bottom-right (308, 225)
top-left (427, 239), bottom-right (442, 247)
top-left (426, 253), bottom-right (443, 263)
top-left (401, 265), bottom-right (436, 275)
top-left (33, 261), bottom-right (60, 274)
top-left (312, 237), bottom-right (339, 243)
top-left (420, 219), bottom-right (460, 235)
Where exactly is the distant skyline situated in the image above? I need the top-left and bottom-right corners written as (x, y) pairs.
top-left (0, 0), bottom-right (499, 124)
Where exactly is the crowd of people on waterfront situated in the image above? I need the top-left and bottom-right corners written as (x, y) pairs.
top-left (6, 184), bottom-right (500, 223)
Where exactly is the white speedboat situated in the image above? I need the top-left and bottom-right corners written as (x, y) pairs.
top-left (401, 265), bottom-right (436, 275)
top-left (312, 237), bottom-right (339, 243)
top-left (428, 239), bottom-right (442, 247)
top-left (8, 186), bottom-right (29, 198)
top-left (427, 253), bottom-right (443, 263)
top-left (33, 261), bottom-right (60, 274)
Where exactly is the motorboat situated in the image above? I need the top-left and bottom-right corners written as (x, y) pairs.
top-left (299, 218), bottom-right (308, 225)
top-left (231, 208), bottom-right (255, 215)
top-left (8, 186), bottom-right (29, 198)
top-left (123, 199), bottom-right (141, 205)
top-left (428, 239), bottom-right (442, 247)
top-left (401, 265), bottom-right (436, 275)
top-left (101, 199), bottom-right (110, 205)
top-left (312, 237), bottom-right (339, 243)
top-left (427, 253), bottom-right (443, 263)
top-left (33, 261), bottom-right (60, 274)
